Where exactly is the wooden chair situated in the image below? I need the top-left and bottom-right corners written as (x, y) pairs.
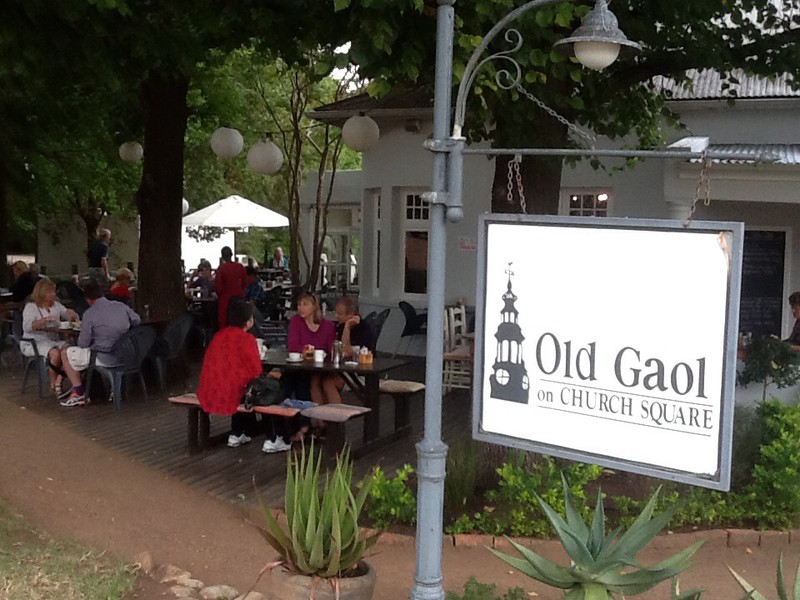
top-left (442, 304), bottom-right (472, 393)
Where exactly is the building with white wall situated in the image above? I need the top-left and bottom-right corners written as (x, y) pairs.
top-left (303, 71), bottom-right (800, 370)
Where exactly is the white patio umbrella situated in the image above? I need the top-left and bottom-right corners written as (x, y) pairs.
top-left (182, 194), bottom-right (289, 229)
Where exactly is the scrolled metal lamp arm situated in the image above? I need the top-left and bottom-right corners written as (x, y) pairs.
top-left (453, 0), bottom-right (572, 137)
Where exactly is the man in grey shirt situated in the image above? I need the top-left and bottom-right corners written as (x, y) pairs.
top-left (59, 281), bottom-right (141, 407)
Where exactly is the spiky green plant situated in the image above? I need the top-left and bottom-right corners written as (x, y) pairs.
top-left (729, 553), bottom-right (800, 600)
top-left (256, 442), bottom-right (380, 578)
top-left (489, 474), bottom-right (702, 600)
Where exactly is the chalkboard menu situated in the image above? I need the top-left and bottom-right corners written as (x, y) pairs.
top-left (739, 230), bottom-right (786, 337)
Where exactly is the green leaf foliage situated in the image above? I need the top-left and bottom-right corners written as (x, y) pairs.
top-left (363, 464), bottom-right (417, 528)
top-left (490, 475), bottom-right (701, 599)
top-left (256, 442), bottom-right (380, 578)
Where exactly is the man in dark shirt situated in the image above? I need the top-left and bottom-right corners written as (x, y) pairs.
top-left (10, 261), bottom-right (36, 301)
top-left (334, 296), bottom-right (375, 357)
top-left (87, 228), bottom-right (112, 287)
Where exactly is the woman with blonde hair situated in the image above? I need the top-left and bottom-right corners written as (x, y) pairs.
top-left (21, 279), bottom-right (78, 397)
top-left (287, 292), bottom-right (335, 404)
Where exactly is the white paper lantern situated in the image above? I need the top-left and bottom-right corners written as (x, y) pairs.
top-left (182, 198), bottom-right (190, 215)
top-left (341, 114), bottom-right (380, 152)
top-left (119, 141), bottom-right (143, 163)
top-left (210, 126), bottom-right (244, 158)
top-left (247, 139), bottom-right (284, 174)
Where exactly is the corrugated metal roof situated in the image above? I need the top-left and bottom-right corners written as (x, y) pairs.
top-left (654, 69), bottom-right (799, 99)
top-left (691, 144), bottom-right (800, 164)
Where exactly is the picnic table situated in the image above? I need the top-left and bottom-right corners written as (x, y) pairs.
top-left (261, 350), bottom-right (411, 454)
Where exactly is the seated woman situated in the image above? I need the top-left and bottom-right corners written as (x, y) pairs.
top-left (196, 298), bottom-right (263, 449)
top-left (108, 268), bottom-right (134, 304)
top-left (287, 293), bottom-right (336, 404)
top-left (21, 279), bottom-right (78, 398)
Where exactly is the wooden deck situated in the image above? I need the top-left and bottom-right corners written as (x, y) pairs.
top-left (0, 352), bottom-right (471, 507)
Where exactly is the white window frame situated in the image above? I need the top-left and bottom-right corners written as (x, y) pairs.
top-left (559, 187), bottom-right (614, 217)
top-left (400, 188), bottom-right (430, 299)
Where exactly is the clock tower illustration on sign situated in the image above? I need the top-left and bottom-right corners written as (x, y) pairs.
top-left (489, 263), bottom-right (530, 403)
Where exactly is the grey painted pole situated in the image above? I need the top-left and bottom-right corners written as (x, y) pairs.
top-left (410, 1), bottom-right (454, 600)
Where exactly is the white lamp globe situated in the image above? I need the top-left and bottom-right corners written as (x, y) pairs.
top-left (119, 141), bottom-right (143, 163)
top-left (210, 126), bottom-right (244, 158)
top-left (247, 139), bottom-right (284, 174)
top-left (182, 198), bottom-right (190, 215)
top-left (574, 41), bottom-right (621, 70)
top-left (341, 114), bottom-right (380, 152)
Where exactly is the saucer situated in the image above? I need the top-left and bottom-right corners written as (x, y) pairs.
top-left (286, 357), bottom-right (303, 363)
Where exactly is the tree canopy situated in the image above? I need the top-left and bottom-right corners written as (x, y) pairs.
top-left (337, 0), bottom-right (800, 212)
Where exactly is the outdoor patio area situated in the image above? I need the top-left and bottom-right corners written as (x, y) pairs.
top-left (0, 351), bottom-right (470, 507)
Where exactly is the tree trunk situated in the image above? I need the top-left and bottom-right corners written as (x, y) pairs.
top-left (0, 161), bottom-right (9, 286)
top-left (136, 70), bottom-right (189, 321)
top-left (490, 115), bottom-right (567, 215)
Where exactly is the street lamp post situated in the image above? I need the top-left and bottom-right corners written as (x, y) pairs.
top-left (412, 2), bottom-right (638, 599)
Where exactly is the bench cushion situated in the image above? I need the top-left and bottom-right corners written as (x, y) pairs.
top-left (379, 380), bottom-right (426, 394)
top-left (301, 403), bottom-right (370, 423)
top-left (168, 394), bottom-right (300, 417)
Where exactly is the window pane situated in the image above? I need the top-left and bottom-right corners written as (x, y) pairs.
top-left (404, 231), bottom-right (428, 294)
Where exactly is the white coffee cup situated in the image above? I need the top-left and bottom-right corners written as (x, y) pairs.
top-left (288, 351), bottom-right (302, 361)
top-left (59, 321), bottom-right (71, 330)
top-left (314, 349), bottom-right (326, 363)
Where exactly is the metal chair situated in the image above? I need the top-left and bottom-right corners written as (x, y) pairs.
top-left (394, 301), bottom-right (427, 357)
top-left (365, 308), bottom-right (391, 350)
top-left (86, 325), bottom-right (157, 411)
top-left (149, 313), bottom-right (193, 390)
top-left (11, 310), bottom-right (49, 398)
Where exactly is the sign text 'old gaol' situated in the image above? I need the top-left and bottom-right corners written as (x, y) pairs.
top-left (473, 215), bottom-right (743, 490)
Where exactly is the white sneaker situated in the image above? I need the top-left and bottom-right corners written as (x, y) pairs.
top-left (227, 433), bottom-right (252, 448)
top-left (262, 437), bottom-right (291, 453)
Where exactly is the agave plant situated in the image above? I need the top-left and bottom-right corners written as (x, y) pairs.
top-left (489, 474), bottom-right (702, 600)
top-left (256, 442), bottom-right (380, 578)
top-left (729, 553), bottom-right (800, 600)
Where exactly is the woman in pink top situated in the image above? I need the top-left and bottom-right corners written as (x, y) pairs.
top-left (287, 293), bottom-right (335, 404)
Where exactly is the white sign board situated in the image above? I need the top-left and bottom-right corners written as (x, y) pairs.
top-left (473, 215), bottom-right (743, 490)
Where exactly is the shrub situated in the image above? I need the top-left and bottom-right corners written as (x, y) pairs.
top-left (445, 577), bottom-right (526, 600)
top-left (364, 464), bottom-right (417, 528)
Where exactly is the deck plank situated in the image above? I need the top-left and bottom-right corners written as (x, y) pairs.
top-left (0, 353), bottom-right (469, 507)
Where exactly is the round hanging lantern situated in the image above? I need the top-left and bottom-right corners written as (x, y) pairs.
top-left (182, 198), bottom-right (190, 215)
top-left (341, 114), bottom-right (380, 152)
top-left (247, 139), bottom-right (284, 174)
top-left (210, 126), bottom-right (244, 158)
top-left (119, 141), bottom-right (143, 163)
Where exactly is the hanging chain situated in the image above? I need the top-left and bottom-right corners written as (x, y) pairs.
top-left (684, 149), bottom-right (712, 226)
top-left (506, 154), bottom-right (527, 213)
top-left (514, 83), bottom-right (596, 147)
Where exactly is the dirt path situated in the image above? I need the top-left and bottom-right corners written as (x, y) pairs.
top-left (1, 395), bottom-right (798, 599)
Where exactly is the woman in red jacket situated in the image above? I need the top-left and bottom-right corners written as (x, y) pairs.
top-left (197, 298), bottom-right (262, 448)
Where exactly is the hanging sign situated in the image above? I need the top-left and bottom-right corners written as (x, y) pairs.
top-left (473, 215), bottom-right (743, 490)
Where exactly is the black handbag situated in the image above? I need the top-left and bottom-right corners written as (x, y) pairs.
top-left (243, 375), bottom-right (282, 409)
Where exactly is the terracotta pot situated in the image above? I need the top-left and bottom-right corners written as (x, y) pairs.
top-left (266, 561), bottom-right (376, 600)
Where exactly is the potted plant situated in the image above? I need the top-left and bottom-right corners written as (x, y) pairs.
top-left (738, 335), bottom-right (800, 402)
top-left (255, 442), bottom-right (381, 600)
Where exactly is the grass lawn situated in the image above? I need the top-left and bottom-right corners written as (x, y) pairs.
top-left (0, 501), bottom-right (135, 600)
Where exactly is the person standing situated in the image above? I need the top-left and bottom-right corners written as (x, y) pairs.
top-left (784, 291), bottom-right (800, 350)
top-left (214, 246), bottom-right (247, 328)
top-left (87, 228), bottom-right (112, 288)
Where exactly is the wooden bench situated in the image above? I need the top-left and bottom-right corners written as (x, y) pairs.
top-left (378, 379), bottom-right (425, 437)
top-left (168, 394), bottom-right (370, 454)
